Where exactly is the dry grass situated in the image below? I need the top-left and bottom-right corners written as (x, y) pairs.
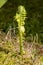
top-left (0, 31), bottom-right (43, 65)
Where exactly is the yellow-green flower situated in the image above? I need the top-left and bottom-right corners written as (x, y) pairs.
top-left (20, 26), bottom-right (25, 33)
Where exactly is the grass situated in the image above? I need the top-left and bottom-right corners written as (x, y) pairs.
top-left (0, 32), bottom-right (43, 65)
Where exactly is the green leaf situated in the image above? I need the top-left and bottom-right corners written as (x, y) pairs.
top-left (0, 0), bottom-right (7, 8)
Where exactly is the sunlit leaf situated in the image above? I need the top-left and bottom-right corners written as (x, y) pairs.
top-left (0, 0), bottom-right (7, 8)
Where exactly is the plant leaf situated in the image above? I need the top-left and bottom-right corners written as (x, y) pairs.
top-left (0, 0), bottom-right (7, 8)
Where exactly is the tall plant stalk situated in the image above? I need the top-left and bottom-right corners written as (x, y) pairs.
top-left (15, 5), bottom-right (26, 54)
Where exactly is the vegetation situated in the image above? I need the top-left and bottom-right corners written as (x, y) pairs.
top-left (15, 5), bottom-right (26, 54)
top-left (0, 0), bottom-right (7, 8)
top-left (0, 0), bottom-right (43, 65)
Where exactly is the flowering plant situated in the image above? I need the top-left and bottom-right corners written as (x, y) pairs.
top-left (15, 5), bottom-right (26, 54)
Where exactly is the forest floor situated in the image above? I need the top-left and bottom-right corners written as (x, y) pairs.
top-left (0, 31), bottom-right (43, 65)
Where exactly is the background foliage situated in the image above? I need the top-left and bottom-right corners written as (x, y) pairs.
top-left (0, 0), bottom-right (43, 42)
